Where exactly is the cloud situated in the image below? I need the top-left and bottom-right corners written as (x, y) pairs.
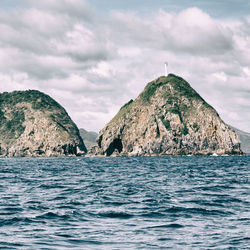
top-left (164, 8), bottom-right (233, 54)
top-left (0, 2), bottom-right (249, 132)
top-left (110, 8), bottom-right (233, 55)
top-left (53, 24), bottom-right (115, 63)
top-left (23, 0), bottom-right (92, 20)
top-left (0, 3), bottom-right (115, 81)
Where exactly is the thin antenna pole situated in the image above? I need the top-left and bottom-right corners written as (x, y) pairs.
top-left (164, 62), bottom-right (168, 76)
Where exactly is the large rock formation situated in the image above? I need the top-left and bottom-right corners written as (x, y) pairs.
top-left (90, 74), bottom-right (242, 156)
top-left (0, 90), bottom-right (87, 157)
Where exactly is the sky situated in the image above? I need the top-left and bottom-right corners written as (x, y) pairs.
top-left (0, 0), bottom-right (250, 133)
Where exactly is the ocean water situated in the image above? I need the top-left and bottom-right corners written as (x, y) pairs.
top-left (0, 156), bottom-right (249, 249)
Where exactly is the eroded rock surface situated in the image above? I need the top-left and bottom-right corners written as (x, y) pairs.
top-left (0, 90), bottom-right (87, 157)
top-left (89, 74), bottom-right (242, 156)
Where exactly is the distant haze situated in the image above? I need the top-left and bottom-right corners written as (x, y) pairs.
top-left (0, 0), bottom-right (249, 133)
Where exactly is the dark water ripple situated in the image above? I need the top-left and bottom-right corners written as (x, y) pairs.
top-left (0, 156), bottom-right (249, 249)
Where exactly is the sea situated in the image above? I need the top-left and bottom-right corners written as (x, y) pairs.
top-left (0, 156), bottom-right (249, 249)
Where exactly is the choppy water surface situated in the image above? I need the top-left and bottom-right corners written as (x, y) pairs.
top-left (0, 156), bottom-right (249, 249)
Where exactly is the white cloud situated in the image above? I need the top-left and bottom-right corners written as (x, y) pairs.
top-left (167, 8), bottom-right (233, 54)
top-left (243, 67), bottom-right (250, 77)
top-left (110, 8), bottom-right (233, 55)
top-left (212, 72), bottom-right (228, 82)
top-left (90, 62), bottom-right (116, 78)
top-left (53, 23), bottom-right (115, 63)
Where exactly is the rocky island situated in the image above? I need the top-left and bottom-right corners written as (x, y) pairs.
top-left (90, 74), bottom-right (242, 156)
top-left (0, 90), bottom-right (87, 157)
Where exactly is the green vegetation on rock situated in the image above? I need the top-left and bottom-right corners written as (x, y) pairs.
top-left (0, 90), bottom-right (62, 110)
top-left (110, 99), bottom-right (134, 123)
top-left (141, 74), bottom-right (213, 112)
top-left (193, 123), bottom-right (199, 132)
top-left (120, 99), bottom-right (133, 110)
top-left (180, 124), bottom-right (189, 136)
top-left (160, 116), bottom-right (171, 130)
top-left (140, 78), bottom-right (167, 102)
top-left (140, 82), bottom-right (160, 102)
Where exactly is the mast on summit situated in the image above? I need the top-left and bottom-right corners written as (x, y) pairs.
top-left (164, 62), bottom-right (168, 76)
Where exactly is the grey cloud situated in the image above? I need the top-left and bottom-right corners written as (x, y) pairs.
top-left (23, 0), bottom-right (93, 21)
top-left (64, 41), bottom-right (116, 63)
top-left (0, 5), bottom-right (115, 81)
top-left (109, 8), bottom-right (233, 56)
top-left (240, 18), bottom-right (250, 35)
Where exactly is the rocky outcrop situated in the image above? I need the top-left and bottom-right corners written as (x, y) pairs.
top-left (89, 74), bottom-right (242, 156)
top-left (0, 90), bottom-right (87, 157)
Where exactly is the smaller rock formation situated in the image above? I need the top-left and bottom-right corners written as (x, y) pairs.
top-left (232, 127), bottom-right (250, 153)
top-left (79, 128), bottom-right (98, 151)
top-left (89, 74), bottom-right (242, 156)
top-left (0, 90), bottom-right (87, 157)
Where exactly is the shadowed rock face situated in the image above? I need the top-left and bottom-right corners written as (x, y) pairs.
top-left (0, 90), bottom-right (87, 157)
top-left (89, 74), bottom-right (242, 156)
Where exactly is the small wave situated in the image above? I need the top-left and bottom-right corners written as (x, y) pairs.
top-left (66, 239), bottom-right (103, 245)
top-left (157, 237), bottom-right (173, 241)
top-left (200, 185), bottom-right (236, 192)
top-left (35, 211), bottom-right (71, 220)
top-left (149, 223), bottom-right (184, 229)
top-left (102, 200), bottom-right (127, 206)
top-left (0, 241), bottom-right (27, 248)
top-left (140, 211), bottom-right (166, 218)
top-left (0, 217), bottom-right (33, 227)
top-left (181, 199), bottom-right (236, 208)
top-left (2, 207), bottom-right (23, 212)
top-left (98, 211), bottom-right (133, 219)
top-left (227, 236), bottom-right (250, 248)
top-left (238, 217), bottom-right (250, 221)
top-left (38, 184), bottom-right (66, 189)
top-left (0, 206), bottom-right (23, 216)
top-left (50, 196), bottom-right (67, 201)
top-left (56, 233), bottom-right (72, 238)
top-left (214, 197), bottom-right (245, 204)
top-left (166, 206), bottom-right (233, 216)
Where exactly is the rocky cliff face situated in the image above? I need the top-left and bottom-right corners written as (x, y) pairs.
top-left (0, 90), bottom-right (87, 157)
top-left (90, 74), bottom-right (242, 156)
